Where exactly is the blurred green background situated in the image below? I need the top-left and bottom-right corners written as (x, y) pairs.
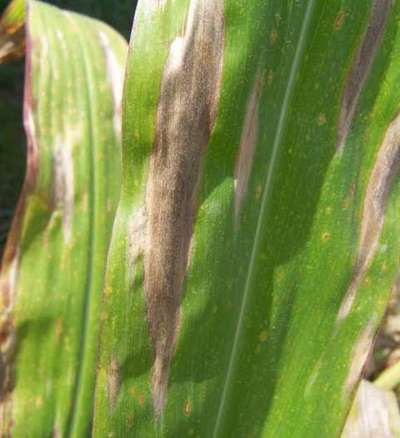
top-left (0, 0), bottom-right (136, 255)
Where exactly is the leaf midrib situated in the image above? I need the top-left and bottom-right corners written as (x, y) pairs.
top-left (212, 1), bottom-right (317, 436)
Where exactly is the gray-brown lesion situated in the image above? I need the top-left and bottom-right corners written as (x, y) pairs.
top-left (338, 112), bottom-right (400, 321)
top-left (106, 357), bottom-right (121, 409)
top-left (143, 0), bottom-right (224, 416)
top-left (52, 138), bottom-right (75, 243)
top-left (337, 0), bottom-right (391, 152)
top-left (344, 320), bottom-right (377, 396)
top-left (234, 72), bottom-right (263, 225)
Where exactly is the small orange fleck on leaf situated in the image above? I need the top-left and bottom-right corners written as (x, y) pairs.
top-left (267, 69), bottom-right (273, 86)
top-left (317, 113), bottom-right (327, 126)
top-left (270, 28), bottom-right (278, 45)
top-left (55, 318), bottom-right (63, 339)
top-left (258, 330), bottom-right (268, 342)
top-left (276, 269), bottom-right (284, 282)
top-left (334, 9), bottom-right (348, 31)
top-left (184, 400), bottom-right (192, 416)
top-left (129, 385), bottom-right (136, 398)
top-left (322, 232), bottom-right (331, 242)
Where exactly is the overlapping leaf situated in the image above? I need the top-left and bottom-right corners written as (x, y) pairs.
top-left (0, 1), bottom-right (127, 435)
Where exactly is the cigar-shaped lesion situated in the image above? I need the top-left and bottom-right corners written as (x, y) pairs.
top-left (338, 113), bottom-right (400, 321)
top-left (337, 0), bottom-right (391, 152)
top-left (143, 0), bottom-right (225, 416)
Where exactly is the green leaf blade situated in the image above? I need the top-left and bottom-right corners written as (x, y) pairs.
top-left (92, 0), bottom-right (400, 436)
top-left (0, 1), bottom-right (127, 435)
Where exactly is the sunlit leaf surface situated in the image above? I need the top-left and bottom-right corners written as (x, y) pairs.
top-left (0, 1), bottom-right (127, 435)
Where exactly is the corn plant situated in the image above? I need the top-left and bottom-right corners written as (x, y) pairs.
top-left (0, 1), bottom-right (127, 436)
top-left (1, 0), bottom-right (400, 437)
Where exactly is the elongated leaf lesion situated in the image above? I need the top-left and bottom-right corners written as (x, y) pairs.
top-left (337, 0), bottom-right (392, 151)
top-left (338, 112), bottom-right (400, 320)
top-left (145, 0), bottom-right (224, 415)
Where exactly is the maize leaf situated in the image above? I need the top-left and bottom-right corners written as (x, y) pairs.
top-left (0, 1), bottom-right (127, 435)
top-left (0, 0), bottom-right (24, 63)
top-left (94, 0), bottom-right (400, 437)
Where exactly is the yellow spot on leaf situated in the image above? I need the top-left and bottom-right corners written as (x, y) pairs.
top-left (363, 277), bottom-right (371, 286)
top-left (35, 396), bottom-right (43, 408)
top-left (255, 184), bottom-right (263, 199)
top-left (276, 269), bottom-right (284, 282)
top-left (184, 400), bottom-right (192, 416)
top-left (55, 318), bottom-right (63, 339)
top-left (322, 232), bottom-right (331, 242)
top-left (334, 9), bottom-right (347, 31)
top-left (267, 69), bottom-right (274, 86)
top-left (258, 330), bottom-right (268, 342)
top-left (317, 113), bottom-right (327, 126)
top-left (129, 385), bottom-right (136, 398)
top-left (270, 28), bottom-right (278, 45)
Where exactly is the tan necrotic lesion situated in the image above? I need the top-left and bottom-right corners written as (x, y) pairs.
top-left (338, 113), bottom-right (400, 321)
top-left (234, 72), bottom-right (263, 225)
top-left (337, 0), bottom-right (391, 152)
top-left (143, 0), bottom-right (225, 416)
